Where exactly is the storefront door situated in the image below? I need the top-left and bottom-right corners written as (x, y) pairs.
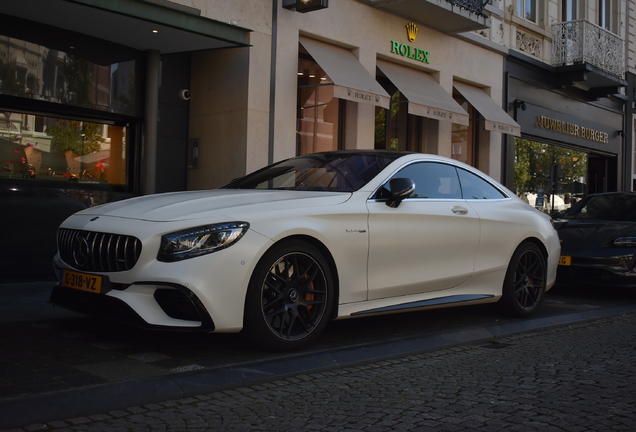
top-left (587, 154), bottom-right (617, 194)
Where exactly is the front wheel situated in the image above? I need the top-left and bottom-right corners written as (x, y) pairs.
top-left (242, 240), bottom-right (334, 351)
top-left (498, 242), bottom-right (547, 318)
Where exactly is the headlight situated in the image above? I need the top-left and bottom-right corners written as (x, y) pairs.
top-left (157, 222), bottom-right (249, 262)
top-left (613, 237), bottom-right (636, 247)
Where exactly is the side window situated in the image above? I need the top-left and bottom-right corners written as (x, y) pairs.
top-left (384, 162), bottom-right (462, 199)
top-left (457, 168), bottom-right (507, 200)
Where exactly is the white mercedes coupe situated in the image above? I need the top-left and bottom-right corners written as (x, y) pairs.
top-left (51, 151), bottom-right (560, 351)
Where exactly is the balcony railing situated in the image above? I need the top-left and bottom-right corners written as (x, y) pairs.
top-left (356, 0), bottom-right (489, 34)
top-left (552, 20), bottom-right (625, 78)
top-left (447, 0), bottom-right (488, 18)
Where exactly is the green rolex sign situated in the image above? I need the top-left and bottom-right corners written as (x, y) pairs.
top-left (391, 23), bottom-right (430, 64)
top-left (391, 41), bottom-right (430, 64)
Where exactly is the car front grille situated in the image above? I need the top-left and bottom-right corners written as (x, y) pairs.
top-left (57, 228), bottom-right (142, 272)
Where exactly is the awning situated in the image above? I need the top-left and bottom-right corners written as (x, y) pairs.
top-left (377, 60), bottom-right (469, 126)
top-left (453, 83), bottom-right (521, 136)
top-left (300, 37), bottom-right (390, 108)
top-left (2, 0), bottom-right (251, 54)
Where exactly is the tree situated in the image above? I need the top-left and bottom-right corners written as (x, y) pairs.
top-left (514, 138), bottom-right (587, 196)
top-left (374, 90), bottom-right (402, 149)
top-left (48, 120), bottom-right (103, 156)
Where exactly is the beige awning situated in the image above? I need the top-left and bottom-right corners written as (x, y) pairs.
top-left (453, 83), bottom-right (521, 136)
top-left (377, 60), bottom-right (469, 126)
top-left (300, 37), bottom-right (390, 108)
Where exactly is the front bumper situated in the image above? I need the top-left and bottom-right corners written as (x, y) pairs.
top-left (556, 253), bottom-right (636, 288)
top-left (50, 283), bottom-right (216, 331)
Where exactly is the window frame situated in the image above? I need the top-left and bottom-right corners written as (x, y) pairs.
top-left (562, 0), bottom-right (578, 21)
top-left (598, 0), bottom-right (619, 33)
top-left (451, 90), bottom-right (479, 167)
top-left (296, 51), bottom-right (346, 156)
top-left (374, 73), bottom-right (424, 153)
top-left (517, 0), bottom-right (538, 23)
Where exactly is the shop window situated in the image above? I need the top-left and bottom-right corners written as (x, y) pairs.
top-left (296, 52), bottom-right (344, 155)
top-left (374, 75), bottom-right (422, 152)
top-left (451, 92), bottom-right (478, 166)
top-left (0, 32), bottom-right (141, 117)
top-left (517, 0), bottom-right (537, 23)
top-left (514, 138), bottom-right (588, 214)
top-left (1, 111), bottom-right (128, 187)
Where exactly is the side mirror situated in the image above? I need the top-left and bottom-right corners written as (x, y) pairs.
top-left (386, 178), bottom-right (415, 208)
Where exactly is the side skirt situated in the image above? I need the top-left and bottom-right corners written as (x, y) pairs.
top-left (350, 294), bottom-right (495, 316)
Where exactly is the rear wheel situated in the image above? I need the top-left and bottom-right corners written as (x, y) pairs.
top-left (242, 240), bottom-right (334, 351)
top-left (498, 242), bottom-right (546, 317)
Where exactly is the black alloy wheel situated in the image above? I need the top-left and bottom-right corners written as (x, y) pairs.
top-left (498, 242), bottom-right (547, 317)
top-left (243, 240), bottom-right (333, 351)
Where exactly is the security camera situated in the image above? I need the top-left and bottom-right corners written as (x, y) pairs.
top-left (179, 89), bottom-right (191, 101)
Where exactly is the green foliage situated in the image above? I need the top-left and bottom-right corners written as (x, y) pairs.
top-left (374, 108), bottom-right (386, 149)
top-left (49, 120), bottom-right (103, 156)
top-left (514, 138), bottom-right (587, 195)
top-left (374, 91), bottom-right (403, 149)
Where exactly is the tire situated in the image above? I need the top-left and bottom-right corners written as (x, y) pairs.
top-left (242, 240), bottom-right (334, 351)
top-left (498, 242), bottom-right (547, 318)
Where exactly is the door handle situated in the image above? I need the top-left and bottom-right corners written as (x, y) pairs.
top-left (452, 206), bottom-right (468, 215)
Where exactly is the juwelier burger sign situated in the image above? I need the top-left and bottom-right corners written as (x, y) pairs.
top-left (516, 102), bottom-right (620, 155)
top-left (391, 23), bottom-right (430, 64)
top-left (536, 116), bottom-right (609, 144)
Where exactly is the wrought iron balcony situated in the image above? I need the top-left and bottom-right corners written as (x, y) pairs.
top-left (357, 0), bottom-right (490, 34)
top-left (447, 0), bottom-right (488, 17)
top-left (552, 20), bottom-right (625, 79)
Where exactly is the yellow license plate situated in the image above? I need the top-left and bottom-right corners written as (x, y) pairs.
top-left (60, 269), bottom-right (102, 293)
top-left (558, 256), bottom-right (571, 266)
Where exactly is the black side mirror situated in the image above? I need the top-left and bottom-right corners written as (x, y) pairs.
top-left (386, 178), bottom-right (415, 208)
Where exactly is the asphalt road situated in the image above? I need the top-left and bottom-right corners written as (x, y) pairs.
top-left (1, 279), bottom-right (636, 430)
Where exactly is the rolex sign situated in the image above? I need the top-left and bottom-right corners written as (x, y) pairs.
top-left (296, 0), bottom-right (328, 13)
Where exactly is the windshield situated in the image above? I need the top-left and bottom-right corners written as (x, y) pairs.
top-left (223, 151), bottom-right (405, 192)
top-left (561, 193), bottom-right (636, 221)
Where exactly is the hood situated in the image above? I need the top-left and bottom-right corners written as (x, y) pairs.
top-left (555, 219), bottom-right (636, 253)
top-left (77, 189), bottom-right (351, 222)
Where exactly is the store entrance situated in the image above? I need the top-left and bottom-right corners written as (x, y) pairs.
top-left (513, 137), bottom-right (617, 215)
top-left (587, 153), bottom-right (617, 194)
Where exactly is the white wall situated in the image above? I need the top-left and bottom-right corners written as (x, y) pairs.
top-left (179, 0), bottom-right (509, 186)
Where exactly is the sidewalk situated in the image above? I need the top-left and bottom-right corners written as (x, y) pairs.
top-left (2, 281), bottom-right (636, 429)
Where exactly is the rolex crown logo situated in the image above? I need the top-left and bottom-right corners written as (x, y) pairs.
top-left (406, 23), bottom-right (418, 42)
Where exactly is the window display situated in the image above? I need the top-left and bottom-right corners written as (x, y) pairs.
top-left (0, 112), bottom-right (127, 186)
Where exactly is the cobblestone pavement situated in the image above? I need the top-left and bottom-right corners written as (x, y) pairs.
top-left (6, 312), bottom-right (636, 432)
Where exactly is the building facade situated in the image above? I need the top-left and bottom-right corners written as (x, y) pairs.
top-left (490, 0), bottom-right (630, 212)
top-left (1, 0), bottom-right (632, 277)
